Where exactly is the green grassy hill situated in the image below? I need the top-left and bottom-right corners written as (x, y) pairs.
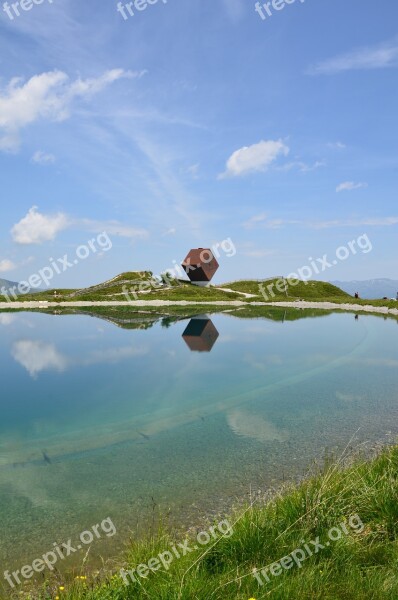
top-left (221, 278), bottom-right (351, 300)
top-left (9, 272), bottom-right (398, 309)
top-left (1, 273), bottom-right (353, 304)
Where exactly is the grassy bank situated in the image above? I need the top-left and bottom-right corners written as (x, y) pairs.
top-left (27, 445), bottom-right (398, 600)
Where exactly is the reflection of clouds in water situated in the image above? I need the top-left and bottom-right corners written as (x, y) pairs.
top-left (82, 346), bottom-right (148, 365)
top-left (227, 408), bottom-right (288, 443)
top-left (12, 340), bottom-right (68, 377)
top-left (0, 314), bottom-right (15, 326)
top-left (336, 391), bottom-right (363, 402)
top-left (12, 340), bottom-right (148, 377)
top-left (244, 353), bottom-right (283, 371)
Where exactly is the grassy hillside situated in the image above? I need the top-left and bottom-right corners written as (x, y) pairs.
top-left (3, 273), bottom-right (398, 308)
top-left (0, 273), bottom-right (351, 304)
top-left (221, 278), bottom-right (351, 300)
top-left (31, 445), bottom-right (398, 599)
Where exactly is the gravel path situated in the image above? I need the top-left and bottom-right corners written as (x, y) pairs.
top-left (0, 299), bottom-right (398, 315)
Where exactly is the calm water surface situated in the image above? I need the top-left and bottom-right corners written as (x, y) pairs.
top-left (1, 309), bottom-right (398, 580)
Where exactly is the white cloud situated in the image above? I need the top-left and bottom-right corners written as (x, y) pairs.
top-left (0, 314), bottom-right (15, 326)
top-left (336, 181), bottom-right (368, 193)
top-left (12, 340), bottom-right (68, 378)
top-left (0, 259), bottom-right (16, 272)
top-left (11, 207), bottom-right (148, 245)
top-left (219, 139), bottom-right (289, 178)
top-left (0, 69), bottom-right (137, 152)
top-left (11, 206), bottom-right (69, 245)
top-left (31, 150), bottom-right (56, 165)
top-left (308, 38), bottom-right (398, 75)
top-left (12, 339), bottom-right (147, 377)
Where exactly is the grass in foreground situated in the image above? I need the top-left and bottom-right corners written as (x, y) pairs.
top-left (27, 445), bottom-right (398, 600)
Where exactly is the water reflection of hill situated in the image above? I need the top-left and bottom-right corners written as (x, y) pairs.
top-left (36, 306), bottom-right (336, 330)
top-left (226, 307), bottom-right (335, 322)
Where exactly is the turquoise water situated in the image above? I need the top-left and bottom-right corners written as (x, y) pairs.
top-left (1, 309), bottom-right (398, 583)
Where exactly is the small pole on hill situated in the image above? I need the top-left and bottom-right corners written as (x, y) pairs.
top-left (283, 276), bottom-right (288, 297)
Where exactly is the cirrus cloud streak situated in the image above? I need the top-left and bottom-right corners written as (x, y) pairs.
top-left (0, 68), bottom-right (143, 152)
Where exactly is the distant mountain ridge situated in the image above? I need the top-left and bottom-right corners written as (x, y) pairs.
top-left (330, 279), bottom-right (398, 300)
top-left (0, 278), bottom-right (19, 292)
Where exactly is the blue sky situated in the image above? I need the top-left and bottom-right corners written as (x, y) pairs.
top-left (0, 0), bottom-right (397, 287)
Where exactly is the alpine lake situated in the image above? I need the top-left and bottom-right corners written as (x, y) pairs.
top-left (1, 306), bottom-right (397, 589)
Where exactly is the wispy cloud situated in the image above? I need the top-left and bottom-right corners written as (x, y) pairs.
top-left (78, 218), bottom-right (148, 240)
top-left (134, 136), bottom-right (205, 234)
top-left (221, 0), bottom-right (245, 22)
top-left (186, 163), bottom-right (200, 179)
top-left (161, 228), bottom-right (177, 236)
top-left (311, 217), bottom-right (398, 229)
top-left (0, 69), bottom-right (141, 152)
top-left (243, 213), bottom-right (398, 230)
top-left (308, 38), bottom-right (398, 75)
top-left (328, 142), bottom-right (346, 150)
top-left (243, 213), bottom-right (285, 230)
top-left (31, 150), bottom-right (56, 165)
top-left (336, 181), bottom-right (368, 193)
top-left (11, 206), bottom-right (148, 245)
top-left (12, 339), bottom-right (147, 378)
top-left (277, 160), bottom-right (325, 173)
